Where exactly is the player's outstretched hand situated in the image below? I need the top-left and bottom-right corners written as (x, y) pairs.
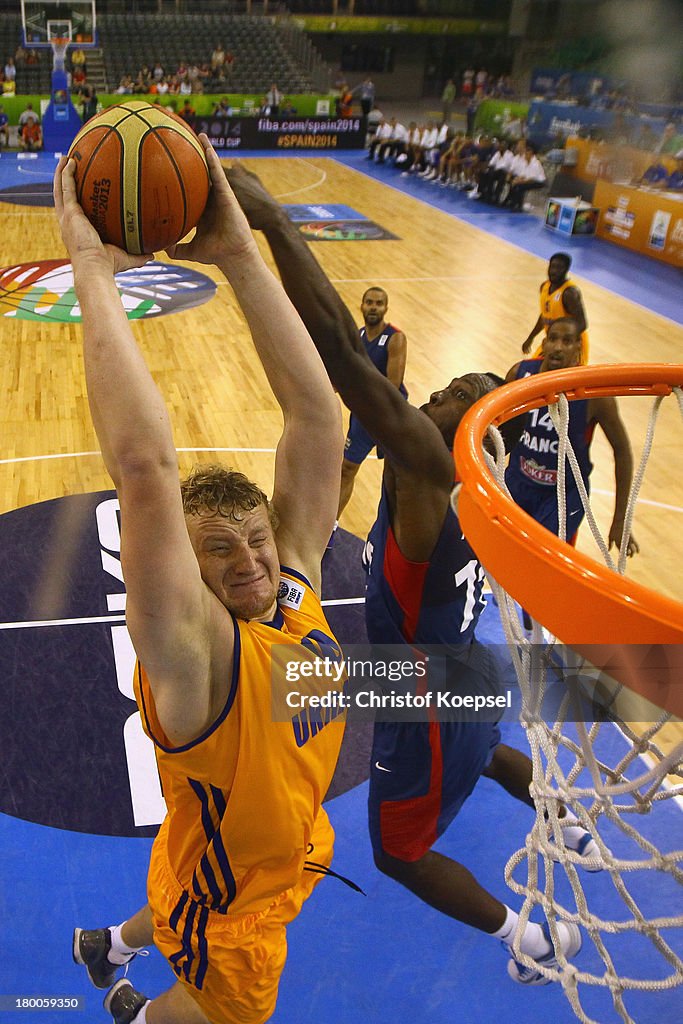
top-left (53, 156), bottom-right (148, 276)
top-left (224, 163), bottom-right (284, 232)
top-left (166, 135), bottom-right (258, 266)
top-left (608, 521), bottom-right (639, 558)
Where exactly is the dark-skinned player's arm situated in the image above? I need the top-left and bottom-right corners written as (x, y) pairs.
top-left (562, 285), bottom-right (587, 335)
top-left (385, 330), bottom-right (407, 390)
top-left (589, 396), bottom-right (639, 558)
top-left (522, 304), bottom-right (544, 355)
top-left (225, 163), bottom-right (452, 489)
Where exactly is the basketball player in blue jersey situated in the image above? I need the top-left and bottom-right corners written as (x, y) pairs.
top-left (336, 286), bottom-right (407, 524)
top-left (54, 141), bottom-right (346, 1024)
top-left (506, 317), bottom-right (638, 555)
top-left (227, 165), bottom-right (607, 989)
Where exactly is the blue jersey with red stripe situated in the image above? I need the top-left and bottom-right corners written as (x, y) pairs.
top-left (362, 486), bottom-right (486, 645)
top-left (361, 324), bottom-right (408, 399)
top-left (505, 359), bottom-right (593, 496)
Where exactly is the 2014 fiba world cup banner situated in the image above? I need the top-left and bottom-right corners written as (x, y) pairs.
top-left (190, 114), bottom-right (367, 150)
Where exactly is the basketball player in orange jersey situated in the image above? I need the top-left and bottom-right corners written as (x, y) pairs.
top-left (54, 139), bottom-right (346, 1024)
top-left (522, 252), bottom-right (589, 364)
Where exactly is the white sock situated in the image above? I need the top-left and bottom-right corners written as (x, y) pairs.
top-left (333, 521), bottom-right (338, 532)
top-left (558, 809), bottom-right (591, 852)
top-left (492, 907), bottom-right (551, 958)
top-left (132, 1004), bottom-right (148, 1024)
top-left (108, 923), bottom-right (145, 964)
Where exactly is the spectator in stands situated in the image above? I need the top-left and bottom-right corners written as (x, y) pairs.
top-left (19, 102), bottom-right (38, 127)
top-left (496, 139), bottom-right (528, 204)
top-left (366, 104), bottom-right (383, 137)
top-left (210, 43), bottom-right (225, 74)
top-left (431, 130), bottom-right (464, 184)
top-left (224, 51), bottom-right (235, 78)
top-left (81, 86), bottom-right (98, 122)
top-left (654, 122), bottom-right (683, 155)
top-left (2, 77), bottom-right (15, 97)
top-left (71, 64), bottom-right (87, 95)
top-left (71, 47), bottom-right (86, 74)
top-left (259, 95), bottom-right (274, 117)
top-left (475, 68), bottom-right (488, 98)
top-left (446, 133), bottom-right (478, 186)
top-left (14, 44), bottom-right (27, 66)
top-left (213, 96), bottom-right (231, 116)
top-left (156, 77), bottom-right (170, 95)
top-left (413, 121), bottom-right (437, 175)
top-left (167, 75), bottom-right (180, 95)
top-left (179, 76), bottom-right (192, 96)
top-left (422, 123), bottom-right (454, 180)
top-left (178, 98), bottom-right (195, 123)
top-left (354, 77), bottom-right (375, 118)
top-left (152, 60), bottom-right (164, 83)
top-left (466, 95), bottom-right (479, 135)
top-left (466, 133), bottom-right (496, 195)
top-left (176, 58), bottom-right (188, 79)
top-left (0, 105), bottom-right (8, 147)
top-left (667, 152), bottom-right (683, 189)
top-left (397, 121), bottom-right (421, 174)
top-left (281, 98), bottom-right (297, 117)
top-left (368, 116), bottom-right (391, 160)
top-left (19, 114), bottom-right (42, 152)
top-left (634, 158), bottom-right (671, 188)
top-left (378, 116), bottom-right (408, 165)
top-left (339, 83), bottom-right (354, 119)
top-left (441, 78), bottom-right (456, 123)
top-left (504, 141), bottom-right (546, 210)
top-left (26, 49), bottom-right (40, 66)
top-left (476, 139), bottom-right (513, 203)
top-left (267, 83), bottom-right (282, 118)
top-left (462, 66), bottom-right (474, 97)
top-left (634, 123), bottom-right (658, 151)
top-left (4, 57), bottom-right (16, 82)
top-left (115, 75), bottom-right (133, 94)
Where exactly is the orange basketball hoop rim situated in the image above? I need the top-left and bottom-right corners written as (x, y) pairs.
top-left (453, 363), bottom-right (683, 719)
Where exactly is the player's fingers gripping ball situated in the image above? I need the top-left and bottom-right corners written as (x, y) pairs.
top-left (67, 101), bottom-right (210, 254)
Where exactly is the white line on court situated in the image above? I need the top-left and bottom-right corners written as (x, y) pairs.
top-left (0, 449), bottom-right (679, 513)
top-left (0, 595), bottom-right (366, 631)
top-left (273, 159), bottom-right (328, 199)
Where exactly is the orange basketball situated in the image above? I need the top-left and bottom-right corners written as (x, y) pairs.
top-left (67, 101), bottom-right (210, 255)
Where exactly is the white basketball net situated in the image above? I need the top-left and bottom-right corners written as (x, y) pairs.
top-left (480, 387), bottom-right (683, 1023)
top-left (51, 37), bottom-right (70, 74)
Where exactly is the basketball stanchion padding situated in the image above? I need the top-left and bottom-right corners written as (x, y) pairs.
top-left (68, 100), bottom-right (210, 255)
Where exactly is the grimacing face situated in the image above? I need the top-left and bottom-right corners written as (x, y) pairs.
top-left (186, 504), bottom-right (280, 621)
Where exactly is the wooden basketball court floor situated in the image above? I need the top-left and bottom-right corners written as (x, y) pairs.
top-left (0, 150), bottom-right (681, 1023)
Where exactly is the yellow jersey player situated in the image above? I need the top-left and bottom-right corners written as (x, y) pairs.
top-left (522, 252), bottom-right (589, 364)
top-left (56, 139), bottom-right (345, 1024)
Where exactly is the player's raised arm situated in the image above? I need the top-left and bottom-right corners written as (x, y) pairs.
top-left (226, 164), bottom-right (452, 487)
top-left (590, 396), bottom-right (639, 557)
top-left (170, 141), bottom-right (343, 588)
top-left (53, 157), bottom-right (222, 746)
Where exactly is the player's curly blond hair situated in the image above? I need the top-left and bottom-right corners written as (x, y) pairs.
top-left (180, 464), bottom-right (279, 528)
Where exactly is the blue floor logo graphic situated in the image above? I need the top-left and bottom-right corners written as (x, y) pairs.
top-left (0, 492), bottom-right (163, 836)
top-left (0, 259), bottom-right (216, 321)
